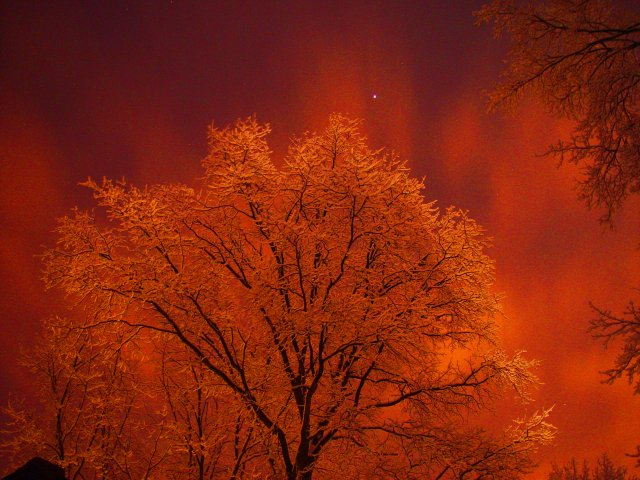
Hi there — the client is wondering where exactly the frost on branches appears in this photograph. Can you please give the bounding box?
[7,115,554,479]
[477,0,640,223]
[477,0,640,463]
[0,318,163,479]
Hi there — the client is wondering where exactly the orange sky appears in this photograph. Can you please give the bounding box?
[1,1,639,477]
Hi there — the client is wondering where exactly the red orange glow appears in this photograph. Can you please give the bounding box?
[0,1,638,477]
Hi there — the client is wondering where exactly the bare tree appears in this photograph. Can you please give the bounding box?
[477,0,640,223]
[590,301,640,393]
[589,300,640,465]
[41,115,554,479]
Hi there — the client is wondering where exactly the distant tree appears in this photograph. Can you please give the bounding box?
[476,0,640,224]
[40,115,554,479]
[548,453,640,480]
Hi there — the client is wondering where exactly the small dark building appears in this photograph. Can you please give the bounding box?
[2,457,66,480]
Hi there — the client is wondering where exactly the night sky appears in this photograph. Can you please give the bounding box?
[1,1,639,477]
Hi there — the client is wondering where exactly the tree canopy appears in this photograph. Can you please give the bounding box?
[4,115,553,479]
[477,0,640,223]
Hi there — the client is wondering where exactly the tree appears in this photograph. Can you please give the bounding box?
[590,301,640,393]
[548,453,640,480]
[589,300,640,465]
[1,317,266,479]
[157,339,265,479]
[478,0,640,463]
[476,0,640,223]
[41,114,554,479]
[0,317,165,479]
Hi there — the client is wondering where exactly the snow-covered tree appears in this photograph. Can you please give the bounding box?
[157,339,264,479]
[477,0,640,223]
[1,317,164,479]
[39,115,554,479]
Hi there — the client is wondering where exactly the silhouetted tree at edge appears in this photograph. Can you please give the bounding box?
[477,0,640,224]
[548,453,640,480]
[478,0,640,465]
